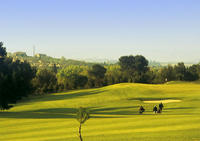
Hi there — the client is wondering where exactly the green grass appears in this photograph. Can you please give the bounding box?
[1,82,200,141]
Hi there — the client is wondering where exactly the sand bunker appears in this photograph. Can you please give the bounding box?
[143,99,182,104]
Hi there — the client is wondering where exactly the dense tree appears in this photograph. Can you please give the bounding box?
[104,65,123,85]
[52,64,58,74]
[174,62,186,80]
[62,74,88,89]
[0,42,7,63]
[0,42,35,109]
[57,65,89,90]
[0,42,7,58]
[119,55,148,73]
[88,64,107,87]
[119,55,149,82]
[134,55,149,73]
[184,65,199,81]
[194,64,200,78]
[160,65,176,82]
[141,69,155,84]
[32,69,57,94]
[119,55,135,72]
[151,69,164,84]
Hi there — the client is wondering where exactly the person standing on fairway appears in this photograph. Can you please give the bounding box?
[153,105,158,113]
[139,106,145,114]
[159,102,164,111]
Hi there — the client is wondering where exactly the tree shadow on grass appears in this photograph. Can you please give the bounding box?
[1,105,195,119]
[89,106,156,116]
[0,111,119,119]
[19,89,107,105]
[0,106,145,119]
[128,97,181,101]
[165,107,194,110]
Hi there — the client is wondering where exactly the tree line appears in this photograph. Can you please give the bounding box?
[0,42,35,109]
[1,42,200,109]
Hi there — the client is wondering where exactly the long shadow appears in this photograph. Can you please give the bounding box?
[89,106,156,116]
[0,106,142,119]
[88,106,140,116]
[165,107,196,110]
[23,89,106,104]
[0,111,75,119]
[89,106,138,112]
[0,106,126,119]
[0,111,117,119]
[1,104,195,119]
[128,97,181,101]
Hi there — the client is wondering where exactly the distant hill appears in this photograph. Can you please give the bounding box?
[81,58,118,64]
[8,52,95,69]
[8,52,164,69]
[82,58,162,67]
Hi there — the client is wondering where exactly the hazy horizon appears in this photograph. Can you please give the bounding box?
[1,0,200,62]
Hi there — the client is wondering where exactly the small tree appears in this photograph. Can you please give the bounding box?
[77,107,89,141]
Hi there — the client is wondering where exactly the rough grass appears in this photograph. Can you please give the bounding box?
[1,82,200,141]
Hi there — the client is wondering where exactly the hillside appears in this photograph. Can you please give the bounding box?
[8,52,94,69]
[0,82,200,141]
[8,52,162,69]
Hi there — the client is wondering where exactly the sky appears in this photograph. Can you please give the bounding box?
[0,0,200,62]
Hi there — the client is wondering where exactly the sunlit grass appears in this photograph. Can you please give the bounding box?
[0,82,200,141]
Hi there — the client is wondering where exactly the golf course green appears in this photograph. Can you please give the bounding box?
[1,81,200,141]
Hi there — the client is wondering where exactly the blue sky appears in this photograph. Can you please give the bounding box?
[0,0,200,62]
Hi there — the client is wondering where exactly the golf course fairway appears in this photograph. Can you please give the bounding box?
[0,82,200,141]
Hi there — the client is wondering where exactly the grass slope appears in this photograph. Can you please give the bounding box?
[1,82,200,141]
